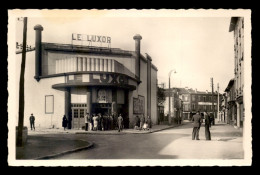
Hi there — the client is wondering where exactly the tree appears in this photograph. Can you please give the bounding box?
[157,87,166,106]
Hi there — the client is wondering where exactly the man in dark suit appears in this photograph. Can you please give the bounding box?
[191,111,202,140]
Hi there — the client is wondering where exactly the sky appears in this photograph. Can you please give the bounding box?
[15,14,235,93]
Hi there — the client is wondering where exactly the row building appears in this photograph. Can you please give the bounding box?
[224,17,245,129]
[164,87,221,122]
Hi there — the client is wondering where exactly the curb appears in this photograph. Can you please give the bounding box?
[34,141,94,160]
[75,123,185,135]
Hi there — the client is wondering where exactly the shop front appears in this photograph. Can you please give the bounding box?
[52,72,136,129]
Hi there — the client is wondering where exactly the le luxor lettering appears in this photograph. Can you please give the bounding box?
[72,33,111,43]
[90,74,127,85]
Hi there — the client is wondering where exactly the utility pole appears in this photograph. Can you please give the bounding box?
[17,17,27,147]
[211,77,215,125]
[168,69,176,125]
[168,76,171,125]
[217,83,220,122]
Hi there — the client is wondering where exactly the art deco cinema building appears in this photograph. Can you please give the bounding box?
[15,24,158,129]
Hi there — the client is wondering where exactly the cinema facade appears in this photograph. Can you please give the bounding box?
[16,25,158,129]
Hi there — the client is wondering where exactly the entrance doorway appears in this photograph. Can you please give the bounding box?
[71,103,87,129]
[92,103,111,116]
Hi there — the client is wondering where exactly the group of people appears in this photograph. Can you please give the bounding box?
[191,111,212,141]
[86,113,125,132]
[62,113,124,132]
[134,115,152,130]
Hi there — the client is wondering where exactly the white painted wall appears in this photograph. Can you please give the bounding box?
[15,51,65,129]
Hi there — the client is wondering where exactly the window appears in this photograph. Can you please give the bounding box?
[192,95,195,101]
[184,104,189,111]
[209,96,212,101]
[204,105,207,110]
[184,95,188,102]
[203,96,206,102]
[192,103,195,110]
[45,95,54,114]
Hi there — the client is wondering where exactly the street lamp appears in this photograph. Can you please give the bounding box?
[168,69,176,125]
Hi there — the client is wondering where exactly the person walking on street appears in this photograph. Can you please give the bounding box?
[29,113,35,130]
[191,111,202,140]
[204,112,211,140]
[117,114,123,132]
[62,115,68,131]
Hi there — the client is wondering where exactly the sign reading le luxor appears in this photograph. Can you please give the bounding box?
[72,33,111,43]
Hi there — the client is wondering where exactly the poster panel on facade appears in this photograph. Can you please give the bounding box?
[133,95,145,114]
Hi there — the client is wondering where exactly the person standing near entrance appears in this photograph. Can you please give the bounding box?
[117,114,123,132]
[29,113,35,130]
[147,115,152,130]
[191,111,202,140]
[204,112,211,140]
[134,115,140,130]
[93,114,98,131]
[62,115,68,131]
[84,113,90,131]
[109,114,114,130]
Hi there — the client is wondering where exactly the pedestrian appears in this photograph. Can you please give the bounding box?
[104,114,108,130]
[91,114,94,130]
[210,112,214,126]
[29,113,35,130]
[113,114,117,130]
[117,114,123,132]
[100,114,104,131]
[147,115,152,130]
[84,113,90,131]
[97,113,101,131]
[191,111,202,140]
[134,115,140,130]
[204,112,211,140]
[93,114,98,131]
[140,114,144,130]
[62,115,68,131]
[109,114,114,130]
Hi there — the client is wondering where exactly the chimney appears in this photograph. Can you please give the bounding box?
[133,34,142,79]
[195,88,197,93]
[206,90,208,94]
[34,24,44,81]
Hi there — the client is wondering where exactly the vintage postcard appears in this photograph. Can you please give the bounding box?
[8,9,252,166]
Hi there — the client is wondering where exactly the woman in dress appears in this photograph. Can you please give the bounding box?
[93,114,98,131]
[62,115,68,131]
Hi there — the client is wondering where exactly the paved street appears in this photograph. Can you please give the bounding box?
[48,122,243,159]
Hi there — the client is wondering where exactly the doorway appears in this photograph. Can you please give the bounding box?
[71,103,87,129]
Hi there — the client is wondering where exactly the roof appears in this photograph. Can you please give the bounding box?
[165,87,218,95]
[229,17,238,32]
[225,79,235,92]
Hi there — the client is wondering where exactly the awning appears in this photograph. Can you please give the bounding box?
[52,82,136,91]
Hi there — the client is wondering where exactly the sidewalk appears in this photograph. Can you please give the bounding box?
[158,122,244,159]
[27,121,188,135]
[16,135,93,160]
